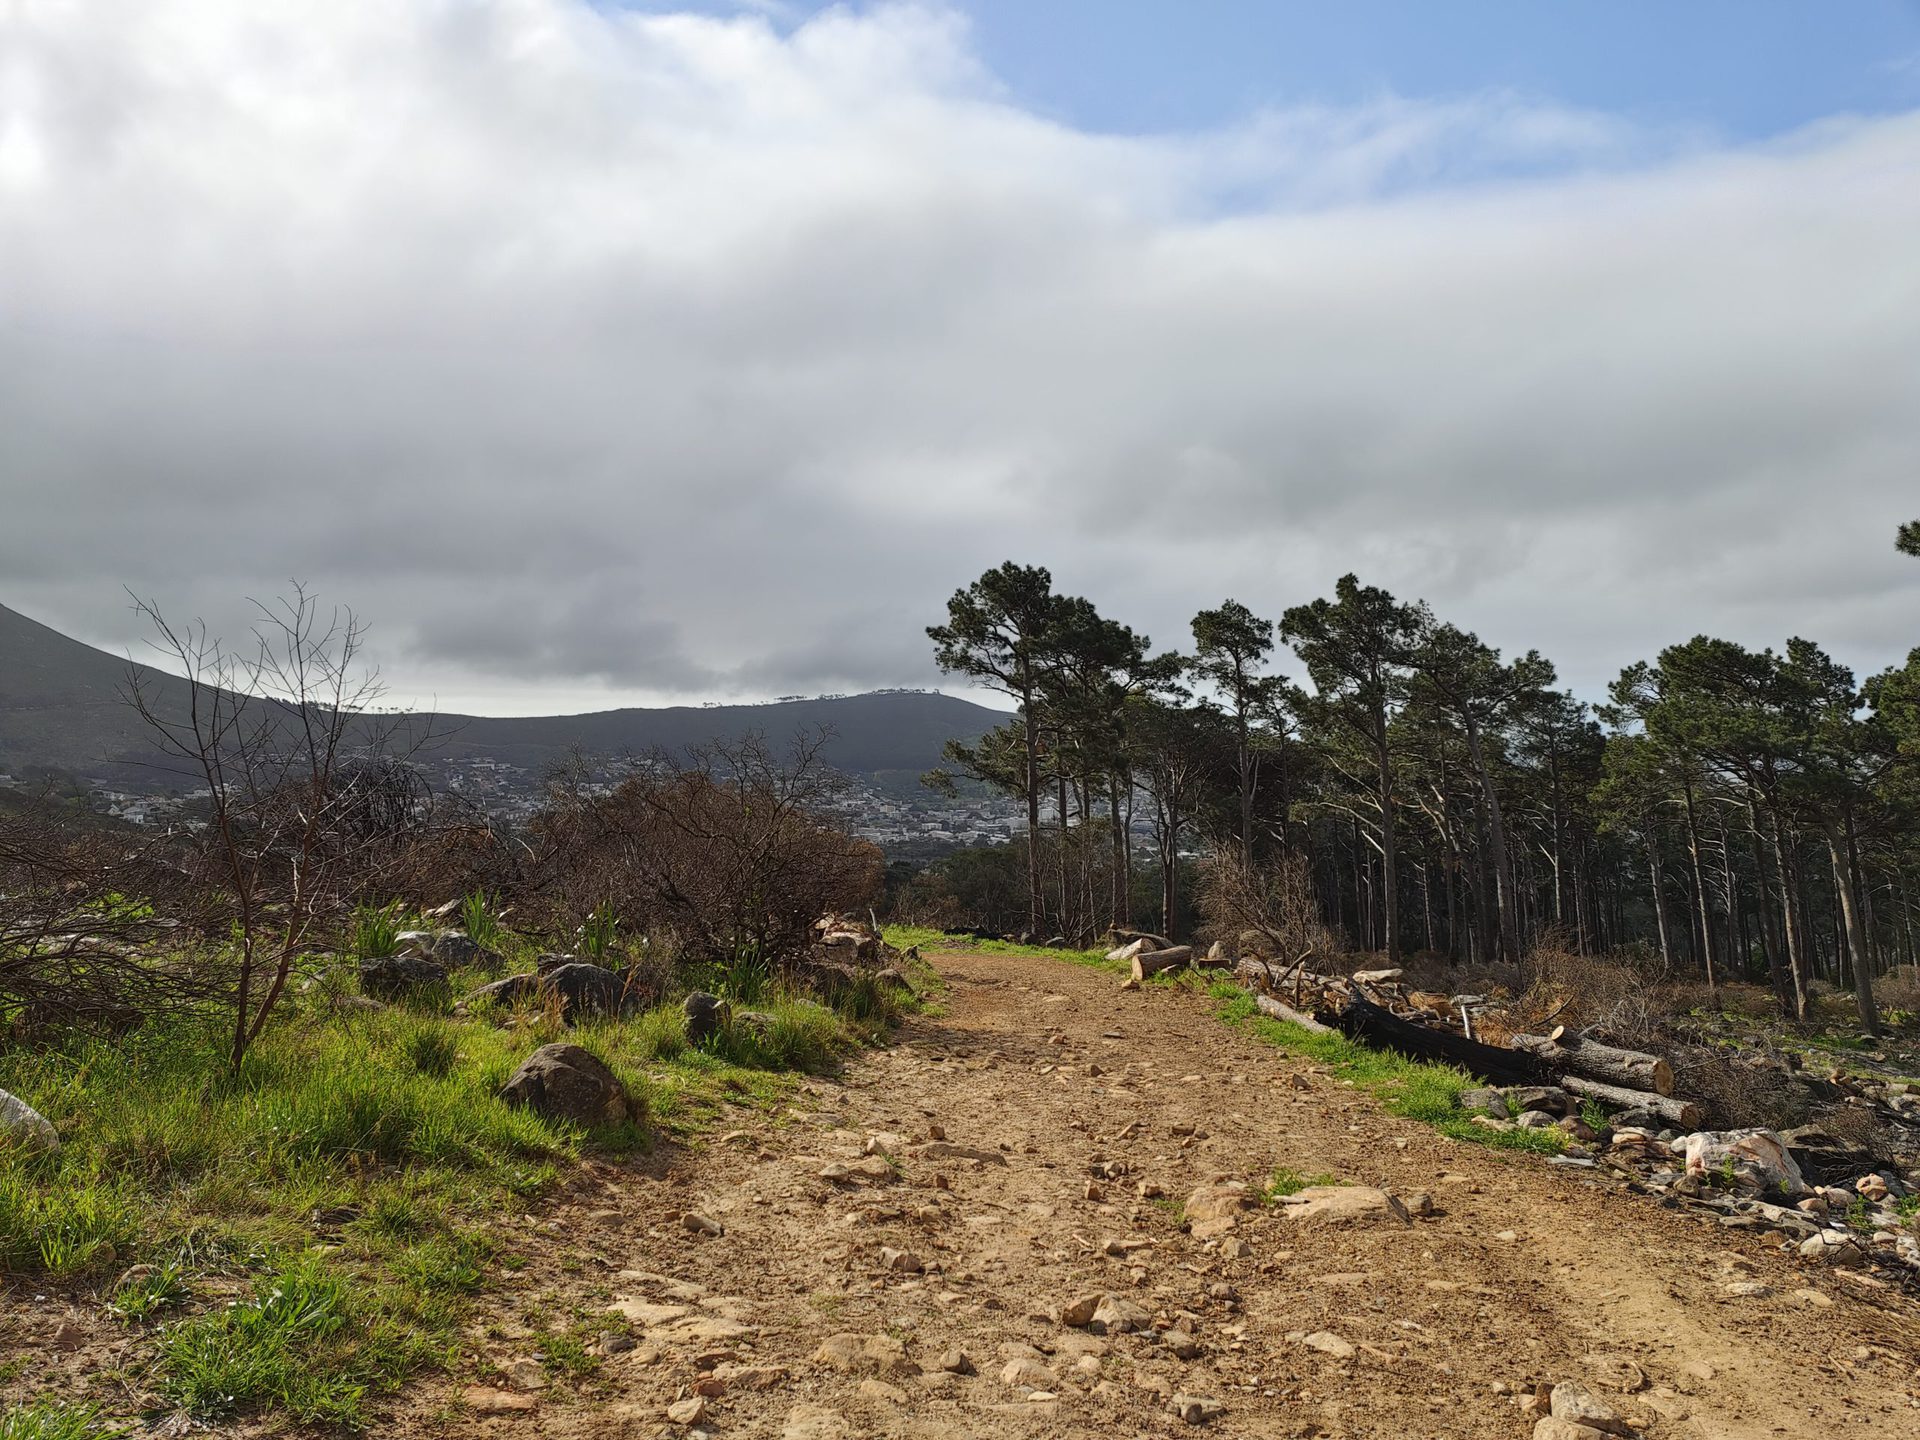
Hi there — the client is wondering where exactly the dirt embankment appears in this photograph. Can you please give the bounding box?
[409,949,1920,1439]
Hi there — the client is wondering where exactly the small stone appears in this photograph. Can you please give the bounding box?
[1549,1379,1630,1436]
[501,1358,547,1389]
[1276,1186,1410,1227]
[682,1211,724,1237]
[879,1246,923,1273]
[1533,1421,1609,1440]
[1059,1293,1103,1327]
[1000,1356,1058,1390]
[1171,1393,1226,1424]
[1090,1294,1151,1334]
[856,1378,908,1404]
[598,1331,636,1355]
[1585,1353,1646,1392]
[780,1405,852,1440]
[1161,1329,1200,1359]
[1302,1331,1355,1359]
[666,1395,708,1425]
[463,1386,536,1414]
[934,1348,975,1375]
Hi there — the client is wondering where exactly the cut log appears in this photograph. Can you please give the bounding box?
[1512,1031,1675,1097]
[1558,1075,1703,1129]
[1194,942,1233,970]
[1109,928,1172,953]
[1322,996,1548,1087]
[1131,946,1192,982]
[1253,994,1333,1034]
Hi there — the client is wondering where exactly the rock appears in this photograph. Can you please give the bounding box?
[878,1247,923,1273]
[684,990,731,1044]
[463,1386,537,1414]
[359,953,448,999]
[546,962,638,1018]
[430,931,497,968]
[1171,1394,1225,1425]
[1219,1236,1251,1259]
[1277,1186,1410,1227]
[502,1358,547,1389]
[813,1333,917,1377]
[1533,1422,1609,1440]
[598,1331,636,1355]
[1301,1331,1355,1359]
[1090,1294,1151,1334]
[0,1089,59,1152]
[1059,1294,1103,1327]
[1000,1357,1057,1390]
[1549,1379,1631,1436]
[933,1348,975,1375]
[856,1378,908,1404]
[1461,1087,1510,1119]
[666,1396,708,1425]
[1161,1329,1200,1359]
[682,1211,724,1237]
[1798,1231,1865,1267]
[1517,1109,1561,1130]
[497,1044,637,1127]
[781,1405,852,1440]
[1682,1129,1806,1196]
[1184,1179,1253,1221]
[1510,1085,1573,1116]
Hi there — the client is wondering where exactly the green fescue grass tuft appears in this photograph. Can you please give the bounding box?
[0,1401,121,1440]
[1266,1167,1341,1199]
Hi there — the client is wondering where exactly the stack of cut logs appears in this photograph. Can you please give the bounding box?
[1109,934,1697,1129]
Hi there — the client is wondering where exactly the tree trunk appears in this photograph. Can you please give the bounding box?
[1645,821,1673,969]
[1832,815,1880,1037]
[1513,1031,1675,1095]
[1681,776,1717,988]
[1376,725,1401,962]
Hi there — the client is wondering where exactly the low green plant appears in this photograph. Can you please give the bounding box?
[458,890,507,954]
[109,1258,190,1322]
[578,902,620,961]
[0,1401,121,1440]
[350,903,406,961]
[1266,1167,1340,1199]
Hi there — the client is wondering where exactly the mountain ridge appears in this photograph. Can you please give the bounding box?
[0,601,1004,790]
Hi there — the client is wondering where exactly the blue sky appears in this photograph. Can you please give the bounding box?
[641,1,1920,141]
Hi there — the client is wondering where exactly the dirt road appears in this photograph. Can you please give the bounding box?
[418,950,1920,1439]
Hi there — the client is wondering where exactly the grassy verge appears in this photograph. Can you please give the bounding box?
[883,924,1118,971]
[1,937,909,1431]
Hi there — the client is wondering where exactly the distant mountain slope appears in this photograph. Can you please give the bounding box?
[0,601,1004,788]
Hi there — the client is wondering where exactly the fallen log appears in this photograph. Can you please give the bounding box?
[1253,994,1333,1034]
[1322,995,1547,1087]
[1131,945,1192,982]
[1513,1030,1675,1097]
[1559,1075,1703,1130]
[1109,928,1172,953]
[1195,942,1234,970]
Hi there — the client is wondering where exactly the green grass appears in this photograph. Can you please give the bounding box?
[1200,979,1566,1155]
[0,1401,121,1440]
[1266,1167,1341,1199]
[0,933,901,1431]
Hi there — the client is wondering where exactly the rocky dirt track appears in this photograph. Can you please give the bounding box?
[413,950,1920,1439]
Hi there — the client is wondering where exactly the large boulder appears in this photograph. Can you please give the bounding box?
[498,1043,636,1127]
[360,953,449,999]
[463,963,636,1022]
[684,991,731,1045]
[429,931,501,969]
[0,1089,59,1152]
[1682,1128,1806,1196]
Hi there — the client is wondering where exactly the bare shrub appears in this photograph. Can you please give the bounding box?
[1196,847,1341,968]
[127,586,441,1068]
[1501,935,1679,1049]
[519,730,881,988]
[0,796,210,1036]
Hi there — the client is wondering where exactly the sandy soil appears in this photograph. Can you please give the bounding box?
[402,949,1920,1439]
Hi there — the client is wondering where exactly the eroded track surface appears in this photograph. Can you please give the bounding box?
[411,951,1920,1439]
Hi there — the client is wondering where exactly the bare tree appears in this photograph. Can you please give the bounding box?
[125,585,434,1068]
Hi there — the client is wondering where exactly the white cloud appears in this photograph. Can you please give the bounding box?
[3,0,1917,713]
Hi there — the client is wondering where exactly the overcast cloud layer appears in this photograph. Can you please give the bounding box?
[4,0,1918,714]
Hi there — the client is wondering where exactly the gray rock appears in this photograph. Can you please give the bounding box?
[463,963,636,1022]
[684,991,731,1045]
[1549,1379,1630,1436]
[498,1043,636,1127]
[359,953,449,998]
[0,1089,58,1151]
[1509,1085,1573,1116]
